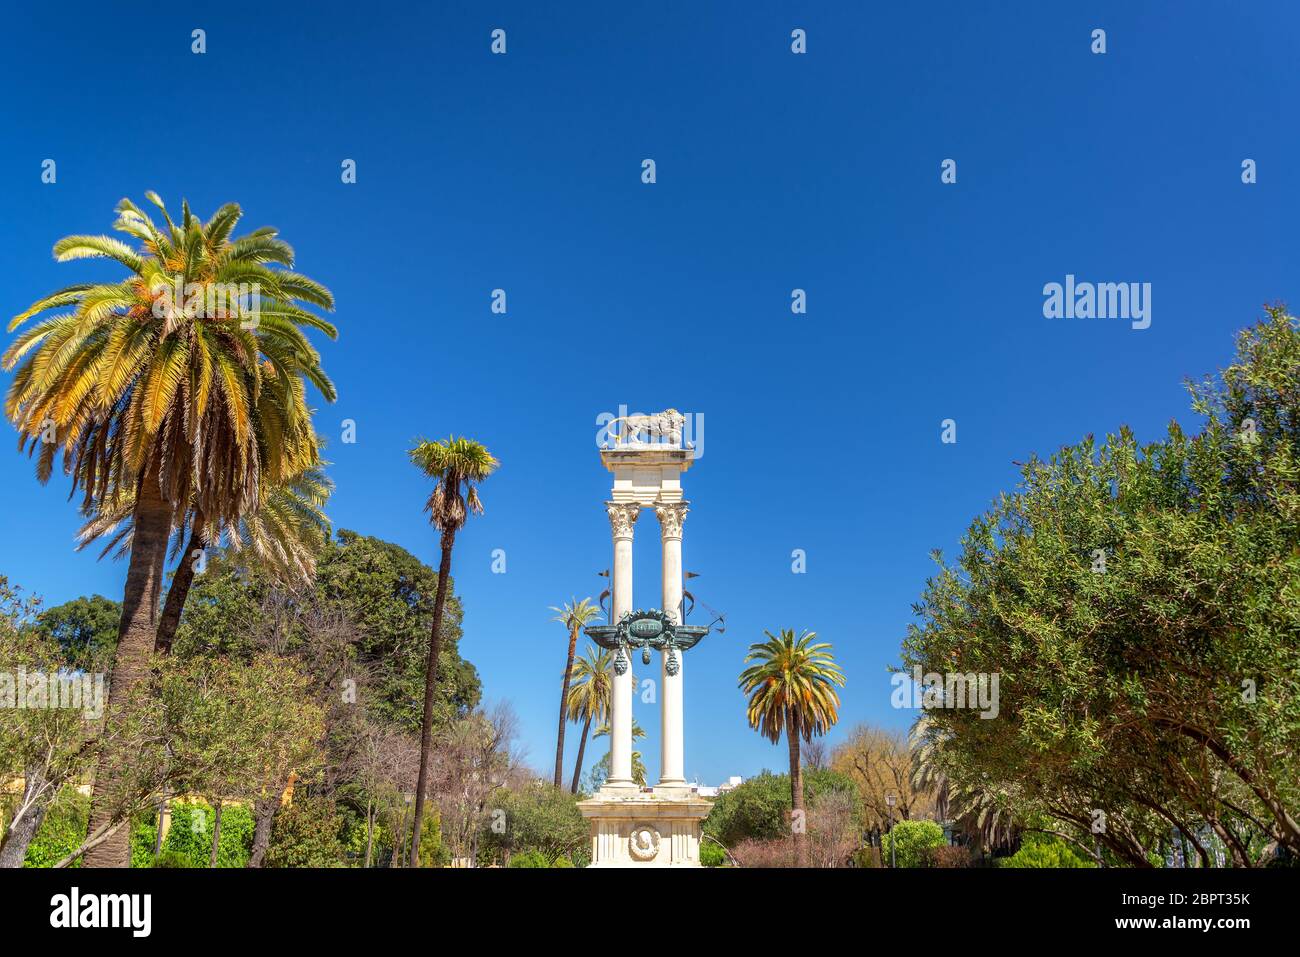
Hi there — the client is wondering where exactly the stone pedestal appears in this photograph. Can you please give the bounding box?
[578,793,712,867]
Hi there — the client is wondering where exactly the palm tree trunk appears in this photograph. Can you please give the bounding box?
[208,800,223,868]
[786,710,806,867]
[155,517,202,653]
[570,714,593,794]
[84,463,173,868]
[554,625,579,787]
[410,527,456,867]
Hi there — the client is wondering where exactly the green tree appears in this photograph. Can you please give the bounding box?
[482,782,588,866]
[703,768,858,849]
[881,819,946,868]
[4,193,336,866]
[0,581,98,868]
[550,598,600,789]
[904,308,1300,866]
[264,796,345,868]
[406,436,498,866]
[739,629,846,863]
[25,595,120,670]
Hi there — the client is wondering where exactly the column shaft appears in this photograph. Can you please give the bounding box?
[657,503,688,786]
[605,502,638,789]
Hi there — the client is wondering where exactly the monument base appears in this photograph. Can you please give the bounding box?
[578,791,712,867]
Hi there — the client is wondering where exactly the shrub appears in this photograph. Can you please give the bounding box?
[509,849,551,868]
[927,844,973,868]
[700,841,727,867]
[550,856,574,867]
[155,802,255,868]
[265,796,345,868]
[881,820,946,868]
[1000,835,1094,868]
[22,788,89,868]
[151,849,191,868]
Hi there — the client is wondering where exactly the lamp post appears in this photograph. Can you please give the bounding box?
[885,791,898,868]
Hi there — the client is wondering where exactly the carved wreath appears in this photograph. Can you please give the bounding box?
[628,824,661,862]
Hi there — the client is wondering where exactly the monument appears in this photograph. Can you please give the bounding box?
[577,409,714,866]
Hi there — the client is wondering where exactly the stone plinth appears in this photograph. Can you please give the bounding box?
[578,792,712,867]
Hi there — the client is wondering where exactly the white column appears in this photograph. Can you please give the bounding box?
[657,502,688,786]
[605,501,639,790]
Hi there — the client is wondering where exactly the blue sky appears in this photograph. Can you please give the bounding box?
[2,2,1297,784]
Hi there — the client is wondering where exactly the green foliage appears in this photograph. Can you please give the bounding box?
[176,530,481,734]
[881,819,946,868]
[151,850,190,868]
[480,783,588,866]
[24,594,120,670]
[22,788,88,868]
[703,769,859,848]
[146,802,255,868]
[508,849,551,868]
[265,796,345,868]
[1000,835,1095,869]
[700,841,727,867]
[904,309,1300,865]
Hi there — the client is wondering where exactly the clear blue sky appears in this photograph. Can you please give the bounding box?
[2,2,1297,784]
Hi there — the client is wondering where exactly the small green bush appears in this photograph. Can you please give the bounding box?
[509,849,551,868]
[700,841,726,867]
[265,796,345,868]
[151,849,191,868]
[550,856,574,867]
[881,820,946,868]
[1000,835,1094,868]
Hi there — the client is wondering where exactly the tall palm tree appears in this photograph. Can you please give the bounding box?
[739,628,845,864]
[76,463,334,652]
[407,436,498,866]
[4,193,335,866]
[565,644,612,792]
[550,597,600,788]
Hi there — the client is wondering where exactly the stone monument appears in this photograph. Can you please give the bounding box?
[577,409,713,866]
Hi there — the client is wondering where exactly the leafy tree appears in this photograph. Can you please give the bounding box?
[703,768,859,849]
[264,796,345,868]
[881,819,946,868]
[739,629,846,863]
[25,595,120,670]
[904,308,1300,866]
[0,579,102,868]
[4,193,336,866]
[550,598,600,788]
[407,436,498,865]
[481,781,588,866]
[832,723,935,830]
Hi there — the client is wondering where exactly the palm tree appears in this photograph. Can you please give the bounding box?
[593,718,648,787]
[550,597,600,788]
[76,463,333,652]
[406,436,498,866]
[739,628,845,864]
[565,645,612,792]
[4,193,335,866]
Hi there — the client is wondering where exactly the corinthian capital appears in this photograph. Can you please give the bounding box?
[655,502,689,540]
[606,501,641,539]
